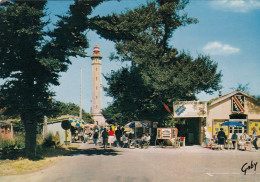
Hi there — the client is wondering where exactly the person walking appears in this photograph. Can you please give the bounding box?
[217,128,227,150]
[84,131,89,143]
[93,131,99,148]
[204,126,210,147]
[252,127,258,150]
[102,128,109,149]
[108,127,115,147]
[115,127,122,147]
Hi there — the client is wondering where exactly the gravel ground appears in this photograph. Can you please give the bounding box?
[0,143,259,182]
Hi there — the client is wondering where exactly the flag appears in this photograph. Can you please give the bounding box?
[163,103,171,113]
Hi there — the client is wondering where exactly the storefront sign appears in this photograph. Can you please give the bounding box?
[232,95,245,113]
[173,101,207,118]
[157,128,175,139]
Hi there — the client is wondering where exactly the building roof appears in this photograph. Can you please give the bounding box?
[0,118,20,125]
[47,114,71,123]
[208,90,255,107]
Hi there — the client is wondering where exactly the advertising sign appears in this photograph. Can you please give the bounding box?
[232,95,245,113]
[157,128,175,139]
[173,101,207,118]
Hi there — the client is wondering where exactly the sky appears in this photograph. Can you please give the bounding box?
[46,0,260,114]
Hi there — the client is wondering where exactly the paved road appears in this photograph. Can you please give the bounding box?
[0,144,260,182]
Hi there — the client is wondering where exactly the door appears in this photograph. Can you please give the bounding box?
[185,118,200,145]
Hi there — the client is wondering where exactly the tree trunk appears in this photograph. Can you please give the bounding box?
[24,119,37,159]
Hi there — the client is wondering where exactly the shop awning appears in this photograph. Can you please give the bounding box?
[220,121,245,127]
[69,116,85,128]
[125,121,148,128]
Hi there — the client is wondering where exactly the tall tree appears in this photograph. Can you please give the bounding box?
[92,0,222,122]
[0,0,102,159]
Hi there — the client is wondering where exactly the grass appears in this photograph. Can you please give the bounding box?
[0,144,80,176]
[0,157,59,175]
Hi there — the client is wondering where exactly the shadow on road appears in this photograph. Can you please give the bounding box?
[0,147,121,161]
[60,148,122,157]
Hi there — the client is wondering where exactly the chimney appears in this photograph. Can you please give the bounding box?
[219,91,222,97]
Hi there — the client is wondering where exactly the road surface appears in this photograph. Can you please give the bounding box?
[0,143,259,182]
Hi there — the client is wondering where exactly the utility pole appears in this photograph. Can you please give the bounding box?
[79,68,82,119]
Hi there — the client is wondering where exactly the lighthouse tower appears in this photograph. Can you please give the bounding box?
[91,46,106,126]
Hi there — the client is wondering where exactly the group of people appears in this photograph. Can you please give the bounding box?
[83,125,151,149]
[129,133,151,148]
[107,127,125,147]
[211,127,258,150]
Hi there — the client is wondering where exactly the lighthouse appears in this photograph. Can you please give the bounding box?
[91,46,106,126]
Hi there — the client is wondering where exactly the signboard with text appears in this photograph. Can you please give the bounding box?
[173,101,207,118]
[157,128,175,139]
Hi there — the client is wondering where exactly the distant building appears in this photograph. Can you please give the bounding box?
[0,119,19,139]
[46,115,85,144]
[47,115,73,144]
[207,90,260,139]
[90,46,106,126]
[173,90,260,145]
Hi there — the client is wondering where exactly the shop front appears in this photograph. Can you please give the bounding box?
[47,115,86,144]
[173,101,207,145]
[207,90,260,139]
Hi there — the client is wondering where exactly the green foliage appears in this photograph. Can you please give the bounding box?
[102,104,129,125]
[0,134,25,149]
[14,134,25,149]
[96,0,222,122]
[51,101,94,123]
[92,0,198,50]
[0,138,15,149]
[0,0,103,158]
[231,83,250,93]
[41,133,60,148]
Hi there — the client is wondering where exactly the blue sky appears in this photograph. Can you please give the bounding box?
[47,0,260,113]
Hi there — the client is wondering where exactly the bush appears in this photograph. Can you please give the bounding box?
[42,133,60,148]
[14,134,25,149]
[0,137,15,149]
[0,134,25,149]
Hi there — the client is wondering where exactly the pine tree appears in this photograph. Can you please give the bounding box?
[92,0,222,122]
[0,0,102,159]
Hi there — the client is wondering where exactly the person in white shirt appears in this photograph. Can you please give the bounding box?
[145,133,151,142]
[204,127,210,147]
[243,132,250,141]
[141,133,150,148]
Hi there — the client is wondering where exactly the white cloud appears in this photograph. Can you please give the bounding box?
[211,0,260,13]
[202,41,240,55]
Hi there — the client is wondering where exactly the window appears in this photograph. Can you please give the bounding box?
[229,120,247,134]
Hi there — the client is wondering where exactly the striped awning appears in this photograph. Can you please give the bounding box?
[69,116,85,128]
